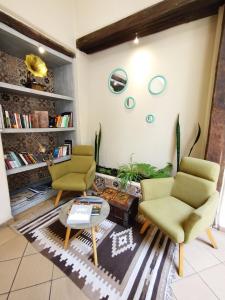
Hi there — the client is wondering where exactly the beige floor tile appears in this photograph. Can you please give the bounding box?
[12,253,53,291]
[184,241,220,272]
[23,243,38,256]
[199,263,225,299]
[0,227,18,246]
[194,229,225,262]
[50,277,88,300]
[8,281,51,300]
[172,274,217,300]
[52,265,65,280]
[0,259,20,294]
[0,235,27,261]
[0,294,8,300]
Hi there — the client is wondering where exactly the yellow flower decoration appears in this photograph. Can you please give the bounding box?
[25,54,48,77]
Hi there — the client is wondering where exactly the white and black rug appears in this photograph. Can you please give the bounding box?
[15,204,175,300]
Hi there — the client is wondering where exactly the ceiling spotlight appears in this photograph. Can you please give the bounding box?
[134,34,139,45]
[38,46,45,54]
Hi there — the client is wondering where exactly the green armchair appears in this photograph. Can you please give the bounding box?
[48,145,96,207]
[139,157,220,277]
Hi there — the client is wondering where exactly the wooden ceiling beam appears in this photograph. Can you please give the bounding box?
[0,10,75,58]
[76,0,225,54]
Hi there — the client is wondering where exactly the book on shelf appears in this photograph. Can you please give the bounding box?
[53,145,71,158]
[0,108,73,129]
[1,110,33,129]
[4,151,41,170]
[50,112,73,128]
[64,139,72,155]
[67,204,92,225]
[33,111,49,128]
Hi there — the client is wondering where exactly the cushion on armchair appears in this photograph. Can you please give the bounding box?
[171,172,216,208]
[139,196,194,243]
[52,173,86,191]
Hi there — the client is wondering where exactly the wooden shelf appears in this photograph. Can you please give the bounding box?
[76,0,224,54]
[0,82,74,101]
[0,17,75,61]
[2,127,75,133]
[6,155,71,175]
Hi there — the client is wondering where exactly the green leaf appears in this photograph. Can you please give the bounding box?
[176,114,181,172]
[188,123,201,156]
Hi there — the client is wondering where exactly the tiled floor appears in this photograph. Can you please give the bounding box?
[172,229,225,300]
[0,200,225,300]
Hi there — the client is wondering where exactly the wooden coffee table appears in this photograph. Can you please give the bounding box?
[59,197,110,266]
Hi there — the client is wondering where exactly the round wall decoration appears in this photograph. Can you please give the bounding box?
[108,68,128,94]
[146,114,155,123]
[148,75,167,95]
[124,96,135,109]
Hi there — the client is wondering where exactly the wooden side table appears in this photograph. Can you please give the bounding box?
[59,198,110,266]
[99,188,139,227]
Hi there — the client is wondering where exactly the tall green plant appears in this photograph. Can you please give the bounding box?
[188,123,201,156]
[94,123,101,166]
[176,114,181,172]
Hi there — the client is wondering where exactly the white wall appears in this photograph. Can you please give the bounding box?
[0,0,76,49]
[74,0,217,169]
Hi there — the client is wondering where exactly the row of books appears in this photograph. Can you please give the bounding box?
[53,145,71,158]
[52,112,73,128]
[0,105,73,129]
[67,197,103,225]
[4,151,42,170]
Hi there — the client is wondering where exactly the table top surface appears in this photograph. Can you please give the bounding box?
[59,197,110,229]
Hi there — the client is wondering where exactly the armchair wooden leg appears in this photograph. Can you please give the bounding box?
[83,191,87,197]
[206,228,218,249]
[179,243,184,277]
[140,220,150,234]
[54,190,63,207]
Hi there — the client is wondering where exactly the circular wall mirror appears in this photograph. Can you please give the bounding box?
[108,68,128,94]
[148,75,167,95]
[146,114,155,123]
[124,96,135,109]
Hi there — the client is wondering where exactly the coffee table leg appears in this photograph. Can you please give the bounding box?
[64,227,71,249]
[91,226,98,266]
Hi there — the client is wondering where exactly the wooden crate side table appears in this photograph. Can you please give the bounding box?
[99,188,139,227]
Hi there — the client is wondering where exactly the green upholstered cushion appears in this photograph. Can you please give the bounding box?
[139,196,194,243]
[72,145,94,156]
[141,178,174,201]
[180,157,220,182]
[52,173,86,191]
[70,156,94,173]
[171,172,216,208]
[48,160,73,182]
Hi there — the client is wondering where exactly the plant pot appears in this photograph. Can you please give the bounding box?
[94,172,141,198]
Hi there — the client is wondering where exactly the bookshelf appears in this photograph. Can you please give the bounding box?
[3,128,75,133]
[0,21,76,216]
[0,82,74,101]
[6,155,71,175]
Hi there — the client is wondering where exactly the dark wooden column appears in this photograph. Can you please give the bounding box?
[205,14,225,190]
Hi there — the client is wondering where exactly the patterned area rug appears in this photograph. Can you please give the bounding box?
[15,204,175,300]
